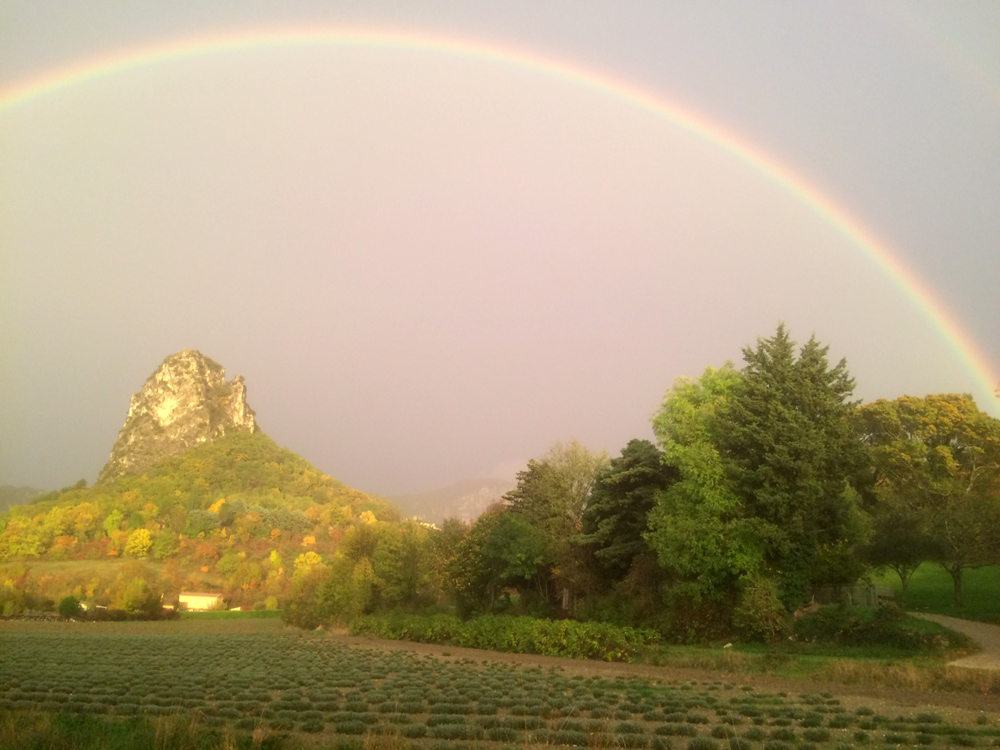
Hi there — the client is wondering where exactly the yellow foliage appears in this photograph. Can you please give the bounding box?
[293,551,324,576]
[124,528,153,558]
[208,498,227,515]
[301,535,316,547]
[359,510,378,525]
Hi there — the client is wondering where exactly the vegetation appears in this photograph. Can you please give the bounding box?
[3,324,999,651]
[1,624,996,749]
[351,613,659,661]
[859,394,1000,606]
[873,563,1000,623]
[0,431,395,612]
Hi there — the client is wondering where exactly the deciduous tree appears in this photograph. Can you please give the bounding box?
[859,394,1000,606]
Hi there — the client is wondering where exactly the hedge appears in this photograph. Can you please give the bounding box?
[350,613,658,662]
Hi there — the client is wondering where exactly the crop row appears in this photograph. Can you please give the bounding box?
[1,631,996,747]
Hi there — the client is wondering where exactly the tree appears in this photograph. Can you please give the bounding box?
[503,441,608,608]
[648,364,768,601]
[58,595,82,619]
[579,439,677,586]
[859,394,1000,606]
[102,509,124,539]
[124,528,153,558]
[862,499,940,606]
[713,325,867,608]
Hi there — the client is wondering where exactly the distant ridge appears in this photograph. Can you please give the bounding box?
[391,476,515,525]
[0,486,44,514]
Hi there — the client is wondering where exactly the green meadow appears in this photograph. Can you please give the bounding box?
[872,564,1000,623]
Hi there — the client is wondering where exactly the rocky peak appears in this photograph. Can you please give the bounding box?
[98,349,258,482]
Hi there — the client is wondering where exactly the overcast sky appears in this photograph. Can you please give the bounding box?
[2,2,998,496]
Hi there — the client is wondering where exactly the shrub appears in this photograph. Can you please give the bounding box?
[803,729,830,742]
[58,596,82,619]
[349,613,659,662]
[792,604,947,651]
[732,578,789,643]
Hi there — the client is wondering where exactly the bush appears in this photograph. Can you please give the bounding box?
[58,596,82,619]
[349,613,659,662]
[732,578,789,643]
[792,604,945,651]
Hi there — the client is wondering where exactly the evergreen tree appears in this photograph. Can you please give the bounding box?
[715,324,866,608]
[579,439,676,586]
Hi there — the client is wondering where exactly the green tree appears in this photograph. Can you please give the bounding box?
[579,439,677,586]
[648,364,768,601]
[58,595,82,619]
[859,394,1000,606]
[861,500,939,606]
[102,509,124,539]
[371,521,435,609]
[714,325,867,608]
[446,505,509,615]
[116,578,161,617]
[504,441,609,608]
[151,529,177,560]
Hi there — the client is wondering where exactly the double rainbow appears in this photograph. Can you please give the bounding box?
[3,26,996,409]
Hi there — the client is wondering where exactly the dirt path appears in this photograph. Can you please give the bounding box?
[917,613,1000,670]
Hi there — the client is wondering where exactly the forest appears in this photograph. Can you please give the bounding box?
[1,324,998,644]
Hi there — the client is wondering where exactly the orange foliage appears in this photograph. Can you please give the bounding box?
[195,541,219,562]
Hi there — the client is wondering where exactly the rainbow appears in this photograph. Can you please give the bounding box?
[2,26,996,410]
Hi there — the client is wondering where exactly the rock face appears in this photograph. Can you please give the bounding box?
[99,350,258,482]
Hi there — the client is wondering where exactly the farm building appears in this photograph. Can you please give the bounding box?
[178,592,224,611]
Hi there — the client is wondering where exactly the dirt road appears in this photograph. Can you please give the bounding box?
[917,613,1000,670]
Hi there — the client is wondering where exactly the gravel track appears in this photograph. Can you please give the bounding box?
[916,613,1000,670]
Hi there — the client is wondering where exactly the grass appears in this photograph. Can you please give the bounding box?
[640,613,968,677]
[872,563,1000,623]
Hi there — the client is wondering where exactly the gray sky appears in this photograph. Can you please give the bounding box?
[2,2,998,495]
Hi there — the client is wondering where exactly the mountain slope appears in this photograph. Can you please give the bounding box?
[392,477,515,525]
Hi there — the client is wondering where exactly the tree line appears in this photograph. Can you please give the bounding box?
[285,324,1000,640]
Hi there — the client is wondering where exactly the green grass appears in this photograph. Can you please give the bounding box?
[872,563,1000,623]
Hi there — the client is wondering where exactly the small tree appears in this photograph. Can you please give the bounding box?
[124,528,153,558]
[58,595,82,620]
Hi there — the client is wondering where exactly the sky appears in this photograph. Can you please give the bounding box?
[1,1,998,496]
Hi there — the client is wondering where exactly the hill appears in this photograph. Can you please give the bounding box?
[0,486,45,515]
[392,477,515,525]
[0,431,396,608]
[0,349,398,611]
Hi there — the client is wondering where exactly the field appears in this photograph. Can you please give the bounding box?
[873,564,1000,623]
[1,620,999,750]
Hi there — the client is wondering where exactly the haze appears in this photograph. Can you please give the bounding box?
[1,2,998,496]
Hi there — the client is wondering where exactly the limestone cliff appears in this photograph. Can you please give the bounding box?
[98,350,258,482]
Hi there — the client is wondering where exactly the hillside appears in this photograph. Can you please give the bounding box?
[392,477,515,525]
[0,349,399,610]
[0,486,45,515]
[0,431,397,608]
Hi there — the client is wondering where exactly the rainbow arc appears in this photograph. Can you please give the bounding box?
[2,26,995,409]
